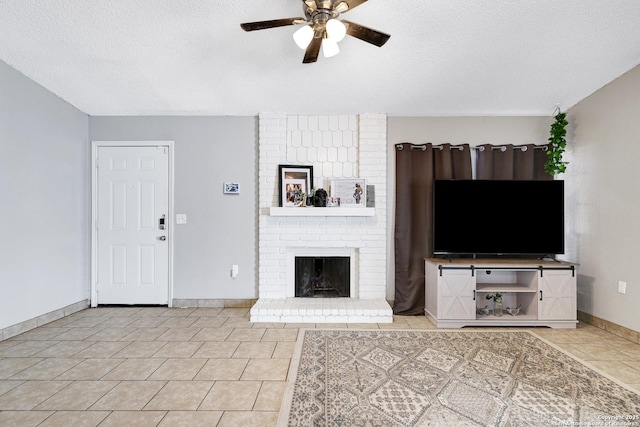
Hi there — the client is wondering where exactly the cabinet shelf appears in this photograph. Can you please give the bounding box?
[476,284,538,293]
[476,269,538,292]
[476,312,537,321]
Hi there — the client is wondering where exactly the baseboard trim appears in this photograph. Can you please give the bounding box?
[578,310,639,344]
[0,300,89,341]
[172,299,257,308]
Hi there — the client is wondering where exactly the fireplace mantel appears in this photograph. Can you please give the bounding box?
[269,207,375,217]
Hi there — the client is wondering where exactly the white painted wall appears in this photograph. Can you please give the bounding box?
[89,116,257,299]
[386,117,553,300]
[0,60,90,330]
[565,64,640,332]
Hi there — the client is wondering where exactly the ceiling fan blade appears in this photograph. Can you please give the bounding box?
[334,0,368,12]
[240,18,306,32]
[342,20,390,47]
[303,30,323,63]
[302,0,317,11]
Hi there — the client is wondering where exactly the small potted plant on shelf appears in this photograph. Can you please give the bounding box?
[293,188,315,207]
[486,293,503,317]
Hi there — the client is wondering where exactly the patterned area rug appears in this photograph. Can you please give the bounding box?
[279,330,640,426]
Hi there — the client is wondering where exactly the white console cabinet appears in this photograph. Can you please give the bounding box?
[425,258,577,328]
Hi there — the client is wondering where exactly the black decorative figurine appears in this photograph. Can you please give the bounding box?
[313,188,328,207]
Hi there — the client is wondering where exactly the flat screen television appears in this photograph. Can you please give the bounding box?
[433,180,564,256]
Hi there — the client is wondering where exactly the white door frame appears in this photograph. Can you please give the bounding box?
[91,140,175,307]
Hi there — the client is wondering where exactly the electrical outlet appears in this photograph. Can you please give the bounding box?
[618,281,627,294]
[231,264,239,278]
[176,214,187,224]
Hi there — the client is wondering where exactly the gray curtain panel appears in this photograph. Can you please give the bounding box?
[393,143,472,316]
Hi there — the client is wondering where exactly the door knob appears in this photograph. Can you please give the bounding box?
[158,236,166,241]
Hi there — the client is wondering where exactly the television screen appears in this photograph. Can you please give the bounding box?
[433,180,564,256]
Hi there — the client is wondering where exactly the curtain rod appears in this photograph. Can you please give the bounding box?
[396,144,464,151]
[396,144,548,152]
[473,145,548,152]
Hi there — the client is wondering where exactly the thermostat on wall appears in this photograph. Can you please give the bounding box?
[224,182,240,194]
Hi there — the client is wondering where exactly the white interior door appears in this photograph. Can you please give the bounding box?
[95,146,169,305]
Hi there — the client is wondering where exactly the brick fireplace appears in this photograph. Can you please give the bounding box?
[250,113,392,323]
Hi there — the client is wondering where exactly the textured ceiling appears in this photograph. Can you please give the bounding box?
[1,0,639,116]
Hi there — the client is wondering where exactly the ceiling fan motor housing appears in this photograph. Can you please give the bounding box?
[306,8,338,26]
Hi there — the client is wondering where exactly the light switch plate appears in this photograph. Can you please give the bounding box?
[176,214,187,224]
[618,280,627,294]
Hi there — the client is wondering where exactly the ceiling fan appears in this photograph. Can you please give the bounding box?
[240,0,390,64]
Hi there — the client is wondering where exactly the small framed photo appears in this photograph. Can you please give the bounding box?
[331,178,366,207]
[223,182,240,194]
[279,165,313,207]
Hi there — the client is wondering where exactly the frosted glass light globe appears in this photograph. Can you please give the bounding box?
[322,39,340,58]
[293,25,314,49]
[326,19,346,42]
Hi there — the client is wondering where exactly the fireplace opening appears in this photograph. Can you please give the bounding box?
[295,256,350,298]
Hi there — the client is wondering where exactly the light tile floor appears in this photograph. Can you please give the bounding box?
[0,307,639,426]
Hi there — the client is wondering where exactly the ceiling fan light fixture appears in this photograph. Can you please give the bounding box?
[322,38,340,58]
[326,19,346,42]
[241,0,390,64]
[293,25,314,49]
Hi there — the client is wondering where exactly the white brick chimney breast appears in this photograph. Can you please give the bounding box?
[252,113,392,323]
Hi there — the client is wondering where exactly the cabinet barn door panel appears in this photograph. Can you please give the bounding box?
[438,270,476,320]
[538,270,576,320]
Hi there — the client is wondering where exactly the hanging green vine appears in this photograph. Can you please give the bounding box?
[544,112,569,176]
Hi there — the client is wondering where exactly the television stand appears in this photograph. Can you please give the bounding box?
[424,258,577,329]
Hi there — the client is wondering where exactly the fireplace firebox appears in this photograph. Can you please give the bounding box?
[295,256,350,298]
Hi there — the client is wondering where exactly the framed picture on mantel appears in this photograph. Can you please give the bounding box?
[331,178,366,207]
[278,165,313,207]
